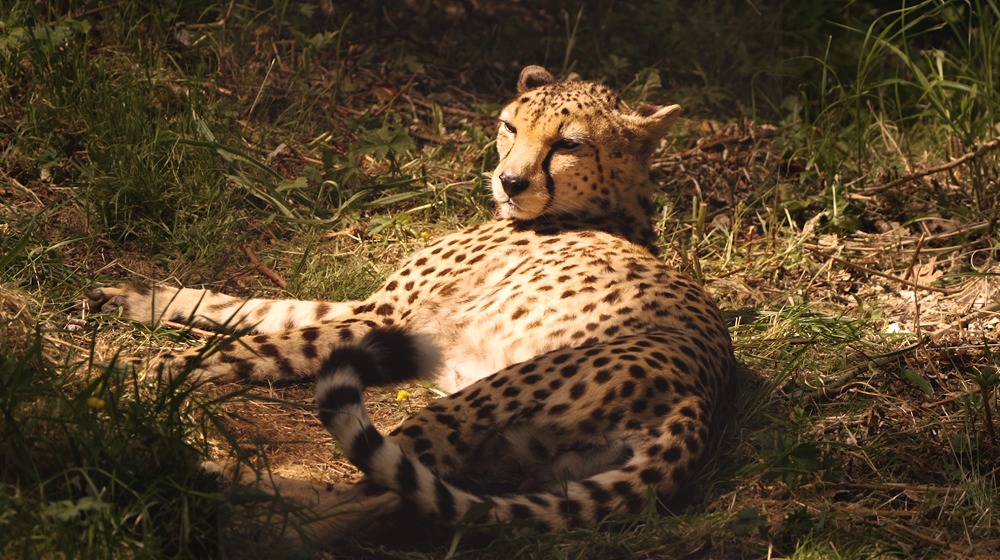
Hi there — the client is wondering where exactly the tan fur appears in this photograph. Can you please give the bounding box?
[86,66,733,543]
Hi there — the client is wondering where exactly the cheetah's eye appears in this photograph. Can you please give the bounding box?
[553,138,582,151]
[501,121,516,134]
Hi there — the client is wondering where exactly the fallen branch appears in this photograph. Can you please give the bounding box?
[802,480,956,493]
[806,337,929,404]
[806,247,956,294]
[241,244,287,289]
[861,136,1000,195]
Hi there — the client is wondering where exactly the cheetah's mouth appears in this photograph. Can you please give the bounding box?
[495,195,517,210]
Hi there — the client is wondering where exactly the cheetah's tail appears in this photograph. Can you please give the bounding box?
[315,328,702,532]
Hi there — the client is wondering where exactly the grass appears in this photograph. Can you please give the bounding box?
[2,0,999,558]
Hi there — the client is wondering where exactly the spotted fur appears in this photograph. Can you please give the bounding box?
[85,66,734,540]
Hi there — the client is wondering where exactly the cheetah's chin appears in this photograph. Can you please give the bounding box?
[495,198,519,219]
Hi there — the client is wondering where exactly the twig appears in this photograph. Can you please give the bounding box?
[802,480,954,493]
[903,234,926,338]
[885,522,950,549]
[409,93,483,119]
[75,1,124,18]
[806,337,929,404]
[861,136,1000,195]
[929,300,1000,342]
[184,0,237,29]
[923,388,979,408]
[980,377,998,445]
[241,244,287,289]
[830,502,918,519]
[806,247,956,294]
[161,320,217,339]
[677,127,782,158]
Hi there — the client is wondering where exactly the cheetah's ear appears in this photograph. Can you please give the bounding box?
[628,103,682,139]
[517,66,556,93]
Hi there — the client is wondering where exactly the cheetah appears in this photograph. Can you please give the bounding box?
[85,66,735,542]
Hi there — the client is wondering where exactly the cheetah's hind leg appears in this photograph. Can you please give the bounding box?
[205,461,402,546]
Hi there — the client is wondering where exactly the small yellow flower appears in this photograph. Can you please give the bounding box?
[420,231,430,240]
[396,389,411,402]
[86,396,106,410]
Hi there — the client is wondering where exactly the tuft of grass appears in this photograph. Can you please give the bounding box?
[0,339,223,557]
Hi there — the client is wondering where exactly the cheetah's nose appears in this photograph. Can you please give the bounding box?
[499,172,529,197]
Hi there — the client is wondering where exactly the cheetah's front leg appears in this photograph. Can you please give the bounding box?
[85,284,360,334]
[150,320,441,385]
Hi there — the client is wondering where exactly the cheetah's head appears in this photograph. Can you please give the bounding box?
[491,66,681,223]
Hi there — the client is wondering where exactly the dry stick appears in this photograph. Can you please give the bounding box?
[923,387,979,408]
[241,244,288,289]
[804,481,954,493]
[807,247,957,294]
[806,337,929,404]
[885,522,950,549]
[861,136,1000,195]
[902,234,927,339]
[929,300,1000,343]
[185,0,237,29]
[161,320,217,340]
[982,378,999,445]
[677,127,783,158]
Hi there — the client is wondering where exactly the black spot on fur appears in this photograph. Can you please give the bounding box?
[350,425,384,473]
[528,494,550,507]
[532,389,551,400]
[234,360,255,380]
[413,438,432,453]
[397,456,418,494]
[318,386,362,412]
[435,413,460,430]
[653,376,670,392]
[559,499,581,516]
[640,468,663,484]
[509,503,533,519]
[553,353,572,364]
[321,327,423,386]
[435,478,457,522]
[662,446,682,463]
[401,425,423,438]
